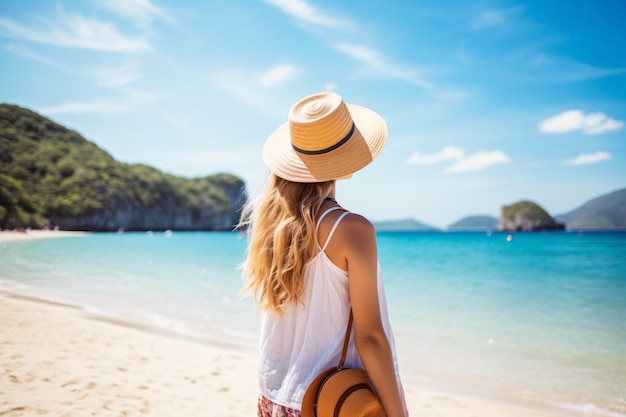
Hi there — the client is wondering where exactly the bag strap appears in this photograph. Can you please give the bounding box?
[337,310,353,370]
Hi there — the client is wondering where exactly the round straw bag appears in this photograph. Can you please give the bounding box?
[301,312,386,417]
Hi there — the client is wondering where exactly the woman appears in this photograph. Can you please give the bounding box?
[240,92,407,417]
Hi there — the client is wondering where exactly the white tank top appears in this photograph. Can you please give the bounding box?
[257,207,402,410]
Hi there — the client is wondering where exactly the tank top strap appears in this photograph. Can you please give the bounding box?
[316,206,342,231]
[320,211,350,252]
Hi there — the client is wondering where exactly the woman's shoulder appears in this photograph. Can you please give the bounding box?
[319,209,377,269]
[317,206,375,244]
[335,211,376,241]
[341,211,373,227]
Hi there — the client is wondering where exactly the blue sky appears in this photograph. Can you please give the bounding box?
[1,0,624,228]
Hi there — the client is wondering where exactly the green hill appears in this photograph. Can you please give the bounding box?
[447,215,498,231]
[555,188,626,230]
[372,217,440,232]
[0,103,246,231]
[498,200,564,231]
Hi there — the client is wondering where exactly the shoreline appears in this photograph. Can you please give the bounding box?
[0,230,88,242]
[1,291,580,417]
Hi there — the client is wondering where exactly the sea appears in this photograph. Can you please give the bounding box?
[1,231,625,416]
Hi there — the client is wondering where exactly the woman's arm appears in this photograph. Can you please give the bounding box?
[336,214,407,417]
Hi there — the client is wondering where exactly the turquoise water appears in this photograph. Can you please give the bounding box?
[1,231,625,415]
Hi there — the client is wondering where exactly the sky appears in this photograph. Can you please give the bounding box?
[0,0,624,229]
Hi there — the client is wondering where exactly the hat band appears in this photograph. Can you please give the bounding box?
[292,123,355,156]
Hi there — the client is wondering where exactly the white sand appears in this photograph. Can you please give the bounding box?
[0,294,573,417]
[0,230,87,242]
[0,295,259,416]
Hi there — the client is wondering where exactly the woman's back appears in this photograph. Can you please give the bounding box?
[258,205,401,410]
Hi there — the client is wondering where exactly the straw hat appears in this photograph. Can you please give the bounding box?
[301,367,385,417]
[263,92,387,183]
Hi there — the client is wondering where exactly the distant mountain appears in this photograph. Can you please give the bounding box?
[448,215,498,231]
[498,200,565,232]
[372,217,440,232]
[555,188,626,230]
[0,103,246,231]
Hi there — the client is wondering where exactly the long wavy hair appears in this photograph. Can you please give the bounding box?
[239,174,335,315]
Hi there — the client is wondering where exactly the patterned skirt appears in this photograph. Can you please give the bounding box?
[257,395,301,417]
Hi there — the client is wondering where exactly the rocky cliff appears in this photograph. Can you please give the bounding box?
[48,174,246,231]
[498,201,565,232]
[0,103,246,231]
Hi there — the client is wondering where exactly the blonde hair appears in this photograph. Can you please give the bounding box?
[239,174,335,314]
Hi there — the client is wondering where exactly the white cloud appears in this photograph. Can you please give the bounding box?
[94,0,169,27]
[471,6,525,31]
[445,151,510,174]
[259,64,298,87]
[584,117,624,135]
[407,146,509,174]
[41,90,158,115]
[334,42,432,89]
[262,0,347,28]
[335,42,380,63]
[538,110,624,135]
[41,100,132,115]
[538,110,584,133]
[526,54,626,82]
[407,146,464,165]
[0,12,149,52]
[564,151,612,166]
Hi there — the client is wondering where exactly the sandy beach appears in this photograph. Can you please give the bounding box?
[0,294,574,417]
[0,230,88,242]
[0,231,575,417]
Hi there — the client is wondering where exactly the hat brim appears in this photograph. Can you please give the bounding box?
[263,104,387,183]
